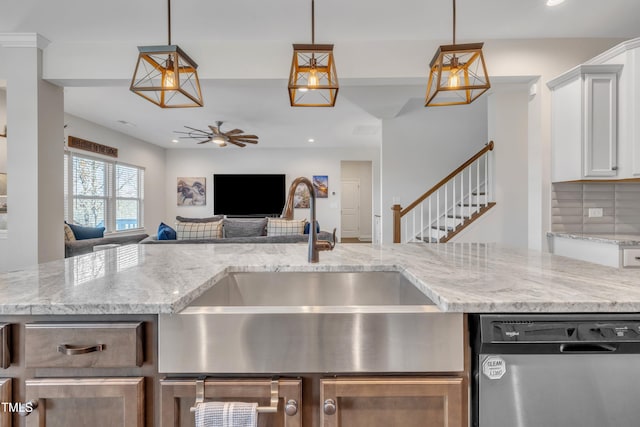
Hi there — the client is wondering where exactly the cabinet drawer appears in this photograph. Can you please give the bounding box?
[0,323,9,369]
[623,249,640,267]
[25,322,143,368]
[0,378,10,427]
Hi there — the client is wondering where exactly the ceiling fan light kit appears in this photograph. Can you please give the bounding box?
[130,0,203,108]
[288,0,339,107]
[425,0,490,107]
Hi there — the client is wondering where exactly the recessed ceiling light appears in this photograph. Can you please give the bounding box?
[308,138,315,143]
[171,139,179,144]
[546,0,565,6]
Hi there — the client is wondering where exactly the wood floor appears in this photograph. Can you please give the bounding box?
[340,237,371,244]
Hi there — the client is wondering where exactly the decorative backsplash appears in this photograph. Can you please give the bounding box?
[551,182,640,234]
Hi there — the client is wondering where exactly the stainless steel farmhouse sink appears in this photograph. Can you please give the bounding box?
[158,271,463,374]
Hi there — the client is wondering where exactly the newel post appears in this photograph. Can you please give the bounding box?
[392,204,402,243]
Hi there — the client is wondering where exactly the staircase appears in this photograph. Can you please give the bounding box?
[392,141,496,243]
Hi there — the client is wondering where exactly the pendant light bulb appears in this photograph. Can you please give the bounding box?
[308,67,319,88]
[448,57,461,88]
[162,57,176,89]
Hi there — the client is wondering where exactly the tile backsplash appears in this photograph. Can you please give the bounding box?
[552,182,640,234]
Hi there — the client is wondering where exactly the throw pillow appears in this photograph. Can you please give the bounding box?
[63,223,76,242]
[304,220,320,234]
[267,218,305,236]
[176,215,224,223]
[176,221,223,240]
[66,223,105,240]
[157,222,177,240]
[224,218,267,238]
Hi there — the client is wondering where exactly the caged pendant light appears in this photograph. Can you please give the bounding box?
[288,0,339,107]
[130,0,203,108]
[425,0,490,107]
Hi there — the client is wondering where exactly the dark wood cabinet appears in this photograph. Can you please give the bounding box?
[25,377,144,427]
[320,377,467,427]
[160,378,302,427]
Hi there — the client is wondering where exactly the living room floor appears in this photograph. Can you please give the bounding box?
[340,238,370,244]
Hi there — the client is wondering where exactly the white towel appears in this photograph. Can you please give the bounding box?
[195,401,258,427]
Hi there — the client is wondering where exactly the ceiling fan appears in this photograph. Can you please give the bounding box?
[175,121,259,148]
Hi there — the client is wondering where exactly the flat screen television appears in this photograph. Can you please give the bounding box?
[213,174,286,217]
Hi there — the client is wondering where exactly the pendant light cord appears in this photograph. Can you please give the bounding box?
[452,0,456,45]
[311,0,315,44]
[167,0,172,45]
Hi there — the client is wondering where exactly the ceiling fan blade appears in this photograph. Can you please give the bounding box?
[230,138,259,144]
[228,140,247,148]
[225,129,244,135]
[209,125,222,135]
[184,125,208,133]
[197,139,212,144]
[235,134,258,139]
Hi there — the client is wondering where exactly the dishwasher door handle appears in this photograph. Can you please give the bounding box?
[560,343,617,353]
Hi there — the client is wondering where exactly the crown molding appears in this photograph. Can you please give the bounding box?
[0,33,50,50]
[585,37,640,65]
[546,64,624,90]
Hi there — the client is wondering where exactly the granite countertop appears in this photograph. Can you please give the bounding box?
[1,242,640,315]
[547,231,640,246]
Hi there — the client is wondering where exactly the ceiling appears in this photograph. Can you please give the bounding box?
[2,0,640,149]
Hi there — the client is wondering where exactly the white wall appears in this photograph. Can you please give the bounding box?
[63,113,166,237]
[0,43,64,271]
[164,147,380,239]
[341,161,373,240]
[453,85,530,247]
[381,99,489,243]
[0,88,6,173]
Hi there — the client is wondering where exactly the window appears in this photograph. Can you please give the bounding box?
[64,152,144,233]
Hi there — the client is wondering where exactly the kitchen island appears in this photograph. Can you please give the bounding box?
[1,242,640,315]
[1,242,639,427]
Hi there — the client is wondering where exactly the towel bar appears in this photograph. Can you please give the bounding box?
[189,378,283,414]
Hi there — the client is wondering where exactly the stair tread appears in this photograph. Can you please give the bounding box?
[430,225,454,231]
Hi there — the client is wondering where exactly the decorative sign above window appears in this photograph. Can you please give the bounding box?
[68,136,118,158]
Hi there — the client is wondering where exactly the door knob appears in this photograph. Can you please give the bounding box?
[323,398,336,415]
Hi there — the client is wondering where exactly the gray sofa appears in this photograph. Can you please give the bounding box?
[141,216,334,246]
[65,233,149,258]
[139,231,334,245]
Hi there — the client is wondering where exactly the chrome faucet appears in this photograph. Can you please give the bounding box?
[282,177,336,263]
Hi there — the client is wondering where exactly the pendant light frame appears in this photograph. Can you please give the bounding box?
[288,0,339,107]
[425,0,490,107]
[130,0,203,108]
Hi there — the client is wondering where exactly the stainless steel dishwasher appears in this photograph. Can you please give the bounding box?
[472,314,640,427]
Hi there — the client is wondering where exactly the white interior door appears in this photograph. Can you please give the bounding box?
[341,179,360,238]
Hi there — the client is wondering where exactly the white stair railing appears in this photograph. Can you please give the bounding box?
[392,141,494,244]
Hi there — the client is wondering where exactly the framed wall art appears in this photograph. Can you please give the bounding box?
[313,175,328,198]
[177,177,206,206]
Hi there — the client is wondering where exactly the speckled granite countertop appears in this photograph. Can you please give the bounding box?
[1,242,640,315]
[547,232,640,246]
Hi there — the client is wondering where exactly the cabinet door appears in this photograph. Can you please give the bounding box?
[584,72,618,177]
[0,378,10,427]
[320,377,466,427]
[25,377,144,427]
[160,378,301,427]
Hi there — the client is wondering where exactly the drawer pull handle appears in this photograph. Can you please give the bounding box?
[57,344,105,355]
[635,257,640,260]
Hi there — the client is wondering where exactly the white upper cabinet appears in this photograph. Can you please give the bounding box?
[548,37,640,182]
[548,64,622,181]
